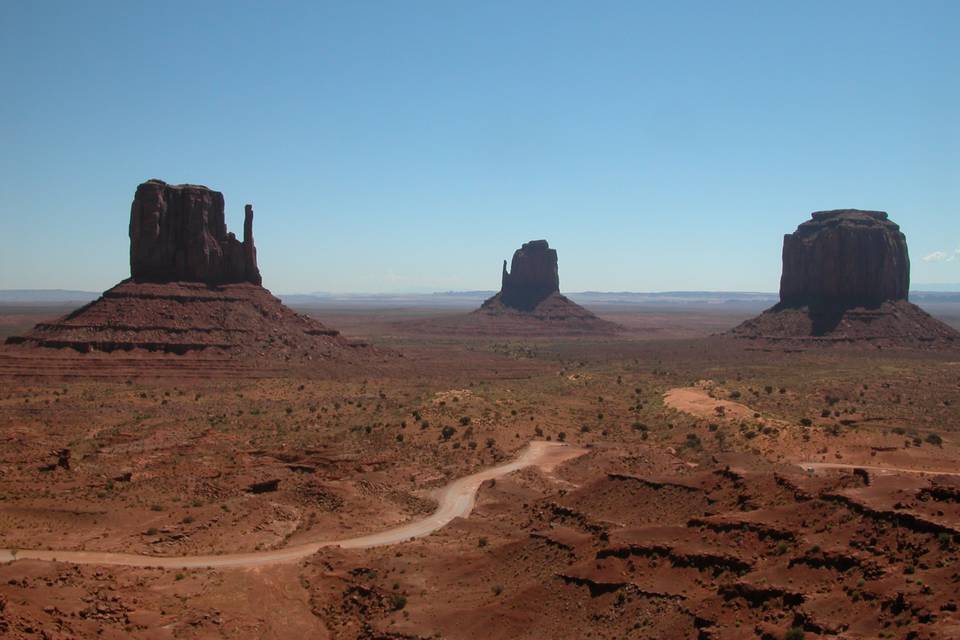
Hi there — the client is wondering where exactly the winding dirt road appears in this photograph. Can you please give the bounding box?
[798,462,960,477]
[0,441,587,569]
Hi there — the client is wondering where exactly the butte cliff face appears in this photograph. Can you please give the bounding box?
[130,179,261,285]
[730,209,957,345]
[499,239,561,311]
[779,210,909,308]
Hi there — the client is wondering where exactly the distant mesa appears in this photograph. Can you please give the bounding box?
[474,239,620,332]
[729,209,959,345]
[4,180,377,369]
[395,239,620,336]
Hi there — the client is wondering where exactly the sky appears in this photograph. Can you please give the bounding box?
[1,1,958,293]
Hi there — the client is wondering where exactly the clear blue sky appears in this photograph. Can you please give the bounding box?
[1,1,958,293]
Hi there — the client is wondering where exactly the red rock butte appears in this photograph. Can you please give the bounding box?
[130,179,262,286]
[729,209,958,345]
[473,240,620,334]
[3,180,380,374]
[779,209,909,308]
[496,239,560,311]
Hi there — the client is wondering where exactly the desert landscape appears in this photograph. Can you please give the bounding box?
[2,4,959,638]
[1,182,959,640]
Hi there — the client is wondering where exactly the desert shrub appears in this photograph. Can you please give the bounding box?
[459,416,471,426]
[685,433,702,450]
[784,628,804,640]
[441,426,455,440]
[800,418,812,426]
[492,585,503,596]
[478,537,488,547]
[391,594,407,610]
[926,433,943,447]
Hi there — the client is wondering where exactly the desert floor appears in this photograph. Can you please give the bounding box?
[1,302,959,639]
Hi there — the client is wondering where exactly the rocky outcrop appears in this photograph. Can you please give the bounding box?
[129,179,261,285]
[729,209,959,345]
[457,239,621,334]
[3,180,384,369]
[498,240,560,311]
[779,210,909,308]
[396,239,618,335]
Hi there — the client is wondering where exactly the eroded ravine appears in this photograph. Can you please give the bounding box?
[0,441,587,569]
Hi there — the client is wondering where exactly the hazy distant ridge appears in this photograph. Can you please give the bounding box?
[3,287,958,306]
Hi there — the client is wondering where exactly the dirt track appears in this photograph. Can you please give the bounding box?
[663,385,778,423]
[665,387,960,478]
[0,441,586,569]
[798,461,960,477]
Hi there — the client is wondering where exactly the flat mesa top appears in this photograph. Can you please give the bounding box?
[798,209,900,233]
[809,209,889,221]
[142,178,217,192]
[520,239,551,250]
